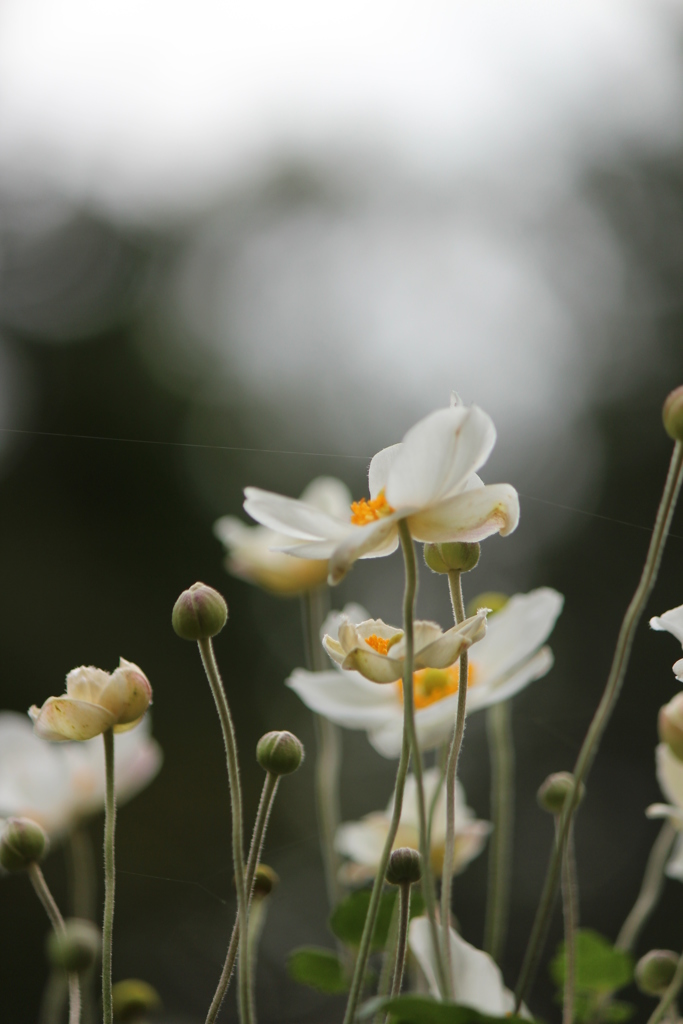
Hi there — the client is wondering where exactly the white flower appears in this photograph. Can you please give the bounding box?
[323,611,487,684]
[0,711,162,838]
[215,476,352,595]
[650,605,683,681]
[287,589,563,757]
[244,399,519,584]
[335,768,489,885]
[645,743,683,880]
[409,917,517,1016]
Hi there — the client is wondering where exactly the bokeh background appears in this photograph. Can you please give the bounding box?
[2,1,683,1020]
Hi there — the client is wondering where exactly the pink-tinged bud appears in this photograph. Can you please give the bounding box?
[663,386,683,442]
[172,582,228,641]
[256,731,304,776]
[659,694,683,761]
[0,817,48,871]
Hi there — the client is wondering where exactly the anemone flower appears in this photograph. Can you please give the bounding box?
[650,604,683,680]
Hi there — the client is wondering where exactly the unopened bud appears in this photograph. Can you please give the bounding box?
[663,386,683,442]
[252,864,279,899]
[256,730,304,776]
[46,918,101,972]
[112,979,162,1021]
[635,950,679,996]
[659,694,683,761]
[537,772,585,816]
[466,592,509,618]
[386,847,422,886]
[0,817,48,871]
[172,582,228,641]
[424,542,480,575]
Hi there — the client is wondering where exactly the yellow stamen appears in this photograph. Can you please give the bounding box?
[364,632,403,656]
[396,663,477,710]
[350,490,395,526]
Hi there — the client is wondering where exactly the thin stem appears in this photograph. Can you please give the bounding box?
[198,638,253,1024]
[390,884,412,999]
[28,863,81,1024]
[398,521,449,1000]
[102,727,116,1024]
[205,772,280,1024]
[484,701,515,962]
[39,970,67,1024]
[646,952,683,1024]
[375,895,401,1023]
[440,569,469,992]
[515,440,683,1011]
[559,819,579,1024]
[616,820,677,953]
[427,745,448,852]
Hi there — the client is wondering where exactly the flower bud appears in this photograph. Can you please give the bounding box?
[172,582,228,641]
[424,542,480,574]
[386,847,422,886]
[466,592,509,618]
[0,817,48,871]
[659,694,683,761]
[537,772,585,816]
[256,730,304,776]
[46,918,101,972]
[663,386,683,442]
[252,864,279,899]
[112,979,162,1021]
[635,950,679,996]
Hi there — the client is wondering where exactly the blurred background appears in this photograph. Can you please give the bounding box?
[2,0,683,1020]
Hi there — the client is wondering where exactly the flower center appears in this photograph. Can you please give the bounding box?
[396,663,477,710]
[350,490,395,526]
[364,633,402,655]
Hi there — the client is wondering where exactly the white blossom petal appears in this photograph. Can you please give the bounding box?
[408,482,519,542]
[656,742,683,810]
[244,487,349,541]
[286,668,399,729]
[471,589,563,681]
[299,476,353,516]
[328,515,400,585]
[467,647,555,711]
[342,648,403,683]
[321,604,369,643]
[413,614,487,669]
[651,605,683,647]
[667,831,683,880]
[368,443,403,499]
[30,698,116,742]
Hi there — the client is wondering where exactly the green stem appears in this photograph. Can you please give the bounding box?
[205,771,280,1024]
[390,883,412,999]
[102,727,116,1024]
[40,970,67,1024]
[399,521,449,1000]
[515,440,683,1011]
[559,820,578,1024]
[427,745,448,853]
[646,952,683,1024]
[28,862,82,1024]
[484,701,515,962]
[616,820,677,953]
[198,638,253,1024]
[375,895,401,1024]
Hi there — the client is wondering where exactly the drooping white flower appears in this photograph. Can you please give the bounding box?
[409,917,517,1016]
[335,768,489,885]
[215,476,352,595]
[323,610,487,684]
[288,589,563,757]
[244,399,519,584]
[650,604,683,681]
[0,711,162,838]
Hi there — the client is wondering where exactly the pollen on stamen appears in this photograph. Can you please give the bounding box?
[365,634,390,655]
[350,490,395,526]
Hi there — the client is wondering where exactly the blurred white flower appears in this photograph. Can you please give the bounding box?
[336,768,489,885]
[215,476,352,596]
[650,605,683,681]
[646,743,683,881]
[0,711,162,837]
[323,610,487,684]
[244,399,519,584]
[288,589,563,757]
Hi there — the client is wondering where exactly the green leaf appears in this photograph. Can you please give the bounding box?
[603,1000,635,1022]
[361,995,530,1024]
[550,929,633,995]
[329,888,426,951]
[287,946,348,994]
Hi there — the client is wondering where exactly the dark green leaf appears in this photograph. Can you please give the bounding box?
[287,946,348,994]
[362,995,530,1024]
[551,930,633,995]
[330,887,426,951]
[604,1000,635,1022]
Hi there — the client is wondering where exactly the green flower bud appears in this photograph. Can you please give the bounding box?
[0,817,48,871]
[256,731,304,776]
[424,542,480,574]
[252,864,279,899]
[386,847,422,886]
[466,591,509,618]
[46,918,101,972]
[172,582,228,641]
[663,386,683,442]
[112,979,162,1021]
[635,950,679,996]
[659,694,683,761]
[537,772,585,816]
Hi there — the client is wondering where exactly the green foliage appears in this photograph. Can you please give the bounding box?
[551,930,634,1023]
[359,995,529,1024]
[286,946,349,994]
[329,887,425,950]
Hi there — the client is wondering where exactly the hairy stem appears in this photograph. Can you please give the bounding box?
[616,820,677,953]
[29,863,81,1024]
[559,820,579,1024]
[390,884,412,999]
[484,701,515,963]
[102,727,116,1024]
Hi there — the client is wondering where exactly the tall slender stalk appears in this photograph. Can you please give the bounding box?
[102,727,116,1024]
[559,820,579,1024]
[28,862,81,1024]
[515,440,683,1011]
[484,701,515,962]
[616,820,677,953]
[398,522,449,999]
[198,637,253,1024]
[389,883,412,999]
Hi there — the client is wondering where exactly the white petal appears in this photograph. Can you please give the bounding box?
[674,658,683,682]
[467,647,555,711]
[368,443,403,499]
[300,476,353,516]
[321,604,369,642]
[66,666,110,702]
[656,743,683,810]
[277,539,339,559]
[335,814,389,867]
[408,483,519,542]
[286,668,399,730]
[470,589,564,682]
[385,405,496,510]
[328,516,400,585]
[370,697,455,757]
[651,605,683,647]
[414,614,487,670]
[322,635,346,665]
[667,831,683,880]
[30,697,116,742]
[244,487,349,541]
[354,619,403,643]
[646,803,683,821]
[342,648,403,683]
